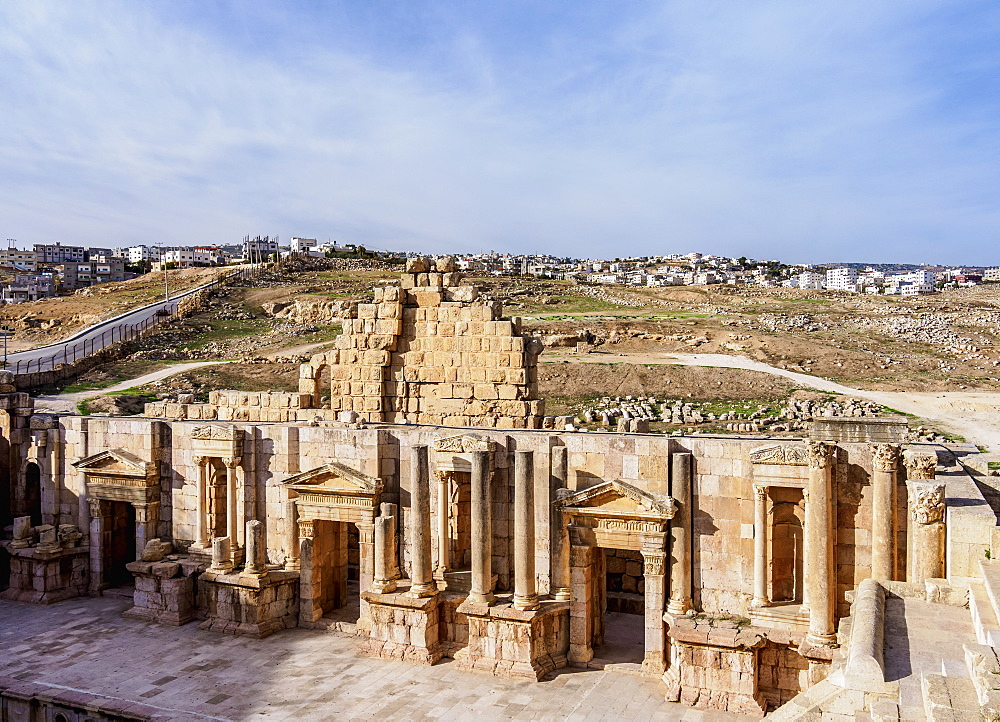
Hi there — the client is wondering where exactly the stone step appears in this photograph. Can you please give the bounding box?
[968,580,1000,647]
[964,643,1000,714]
[921,673,981,721]
[766,680,865,721]
[979,559,1000,622]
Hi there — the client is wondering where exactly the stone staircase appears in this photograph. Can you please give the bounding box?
[769,574,999,720]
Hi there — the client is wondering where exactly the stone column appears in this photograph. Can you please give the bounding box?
[550,446,571,601]
[751,485,769,609]
[408,445,437,597]
[641,539,668,675]
[870,443,900,580]
[88,498,107,594]
[284,500,300,570]
[134,502,160,560]
[242,520,267,577]
[210,536,233,573]
[513,450,539,611]
[805,441,836,647]
[193,456,208,548]
[667,452,693,615]
[372,515,397,594]
[355,521,375,595]
[298,519,321,625]
[225,459,240,554]
[468,449,495,605]
[434,471,450,582]
[904,452,944,583]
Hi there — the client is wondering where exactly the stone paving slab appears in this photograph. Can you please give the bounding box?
[0,597,740,721]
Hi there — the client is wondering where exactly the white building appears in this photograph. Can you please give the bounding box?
[162,249,214,267]
[127,245,163,264]
[290,237,318,254]
[797,272,825,290]
[825,268,860,291]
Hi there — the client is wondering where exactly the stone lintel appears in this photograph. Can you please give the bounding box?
[666,616,766,650]
[199,569,299,590]
[456,598,569,622]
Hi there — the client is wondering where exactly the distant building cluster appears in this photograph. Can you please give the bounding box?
[0,236,284,304]
[443,251,997,297]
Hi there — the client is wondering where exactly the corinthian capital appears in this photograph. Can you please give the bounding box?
[904,451,937,480]
[807,441,834,469]
[871,443,901,473]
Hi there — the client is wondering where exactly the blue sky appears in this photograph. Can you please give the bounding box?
[2,1,999,264]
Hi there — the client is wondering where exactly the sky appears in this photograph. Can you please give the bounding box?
[1,1,999,265]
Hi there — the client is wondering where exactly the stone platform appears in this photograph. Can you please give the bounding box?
[0,596,740,721]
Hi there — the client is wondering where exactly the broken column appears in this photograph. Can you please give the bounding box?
[805,441,836,647]
[242,520,267,578]
[468,449,495,605]
[513,450,538,611]
[11,516,31,549]
[372,514,397,594]
[904,452,945,583]
[870,443,900,580]
[210,536,233,573]
[407,444,437,597]
[667,452,693,615]
[284,500,300,571]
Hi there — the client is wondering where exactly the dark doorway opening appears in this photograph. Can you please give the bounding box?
[103,501,136,588]
[23,462,42,527]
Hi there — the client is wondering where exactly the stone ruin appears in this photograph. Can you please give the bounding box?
[0,261,994,719]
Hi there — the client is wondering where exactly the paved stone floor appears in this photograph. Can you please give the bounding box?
[0,596,741,721]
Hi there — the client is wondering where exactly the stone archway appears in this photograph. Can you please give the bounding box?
[555,479,675,675]
[282,462,382,630]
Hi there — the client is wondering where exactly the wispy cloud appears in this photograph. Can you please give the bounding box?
[1,1,998,263]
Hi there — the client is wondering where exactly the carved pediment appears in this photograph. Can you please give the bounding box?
[73,449,154,478]
[555,479,675,520]
[434,434,496,453]
[283,463,382,496]
[750,444,809,466]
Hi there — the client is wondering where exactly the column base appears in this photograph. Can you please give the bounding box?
[371,579,398,594]
[407,581,439,598]
[513,594,539,611]
[552,587,571,602]
[359,590,444,665]
[805,631,838,648]
[466,591,495,606]
[666,598,692,616]
[750,597,770,610]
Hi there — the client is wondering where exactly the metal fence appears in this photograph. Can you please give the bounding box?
[8,263,270,375]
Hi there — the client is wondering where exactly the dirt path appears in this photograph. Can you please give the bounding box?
[543,350,1000,452]
[33,361,229,415]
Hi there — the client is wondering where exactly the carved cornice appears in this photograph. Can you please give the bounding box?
[749,444,809,466]
[191,425,243,441]
[434,434,497,453]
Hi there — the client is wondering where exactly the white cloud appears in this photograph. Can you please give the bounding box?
[0,1,998,263]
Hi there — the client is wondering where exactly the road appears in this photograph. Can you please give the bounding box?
[543,350,1000,454]
[5,267,254,373]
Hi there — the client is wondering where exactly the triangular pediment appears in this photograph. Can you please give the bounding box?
[555,479,675,519]
[750,444,809,466]
[434,434,497,453]
[283,463,381,495]
[73,449,152,476]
